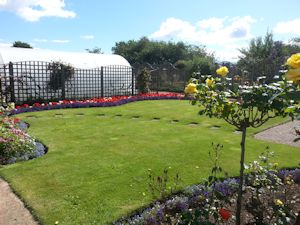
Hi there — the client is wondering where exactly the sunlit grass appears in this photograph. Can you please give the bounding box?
[0,100,299,225]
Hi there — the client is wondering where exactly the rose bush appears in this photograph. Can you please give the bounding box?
[185,55,299,225]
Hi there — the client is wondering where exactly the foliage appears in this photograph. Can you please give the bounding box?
[147,168,181,200]
[47,61,75,91]
[185,57,299,224]
[176,56,217,77]
[85,47,103,54]
[237,32,285,83]
[0,104,35,164]
[244,148,298,225]
[136,68,151,94]
[112,37,215,71]
[12,41,33,48]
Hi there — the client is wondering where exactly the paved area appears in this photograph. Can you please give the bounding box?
[254,120,300,147]
[0,178,38,225]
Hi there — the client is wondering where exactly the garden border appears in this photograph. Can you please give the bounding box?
[9,93,186,115]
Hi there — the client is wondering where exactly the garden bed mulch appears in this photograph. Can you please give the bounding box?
[254,120,300,147]
[0,178,38,225]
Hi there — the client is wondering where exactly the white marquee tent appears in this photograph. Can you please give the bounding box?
[0,47,133,102]
[0,47,131,68]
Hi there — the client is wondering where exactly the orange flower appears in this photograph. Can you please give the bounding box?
[219,208,231,220]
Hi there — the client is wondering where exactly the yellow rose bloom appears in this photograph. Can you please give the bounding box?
[287,53,300,69]
[286,68,300,83]
[216,66,229,77]
[206,78,215,87]
[184,83,198,94]
[274,199,284,206]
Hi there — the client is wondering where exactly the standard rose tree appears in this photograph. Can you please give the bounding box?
[185,54,299,225]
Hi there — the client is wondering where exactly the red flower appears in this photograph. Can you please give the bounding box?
[13,118,20,124]
[23,104,29,108]
[219,208,231,220]
[33,103,41,107]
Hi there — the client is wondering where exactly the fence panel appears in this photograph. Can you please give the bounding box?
[0,61,134,105]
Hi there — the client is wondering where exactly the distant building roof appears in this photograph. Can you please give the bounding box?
[0,47,130,69]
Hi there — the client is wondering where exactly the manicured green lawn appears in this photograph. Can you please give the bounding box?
[0,100,299,225]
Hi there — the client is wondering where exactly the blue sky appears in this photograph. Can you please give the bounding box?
[0,0,300,62]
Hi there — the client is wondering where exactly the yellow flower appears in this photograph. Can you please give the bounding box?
[275,199,284,206]
[216,66,229,77]
[286,68,300,83]
[184,83,198,94]
[287,53,300,69]
[206,78,215,87]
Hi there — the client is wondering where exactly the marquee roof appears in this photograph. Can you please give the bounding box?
[0,47,131,69]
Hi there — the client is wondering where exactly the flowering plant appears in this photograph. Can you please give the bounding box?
[0,103,35,164]
[185,58,299,225]
[10,93,185,115]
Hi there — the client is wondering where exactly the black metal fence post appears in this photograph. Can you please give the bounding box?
[101,66,104,98]
[8,62,15,103]
[131,70,135,96]
[61,73,66,100]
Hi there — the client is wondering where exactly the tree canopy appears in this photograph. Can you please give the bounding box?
[237,32,300,83]
[12,41,33,48]
[112,37,216,75]
[85,47,103,54]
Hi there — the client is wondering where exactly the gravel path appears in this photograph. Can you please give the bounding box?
[0,178,38,225]
[254,120,300,147]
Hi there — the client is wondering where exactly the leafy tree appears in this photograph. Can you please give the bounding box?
[85,47,103,54]
[237,32,285,83]
[12,41,33,48]
[112,37,215,72]
[282,38,300,56]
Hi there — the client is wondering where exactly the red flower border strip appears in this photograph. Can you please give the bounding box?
[11,93,185,115]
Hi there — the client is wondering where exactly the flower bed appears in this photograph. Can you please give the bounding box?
[113,169,300,225]
[11,93,185,115]
[0,115,47,164]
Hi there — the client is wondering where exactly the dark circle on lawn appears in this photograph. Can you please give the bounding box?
[152,117,160,121]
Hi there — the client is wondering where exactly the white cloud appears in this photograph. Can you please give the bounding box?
[150,16,256,62]
[80,35,95,40]
[273,18,300,35]
[51,39,69,43]
[0,0,76,22]
[197,17,226,31]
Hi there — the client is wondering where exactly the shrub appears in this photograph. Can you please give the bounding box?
[137,68,151,94]
[47,61,75,91]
